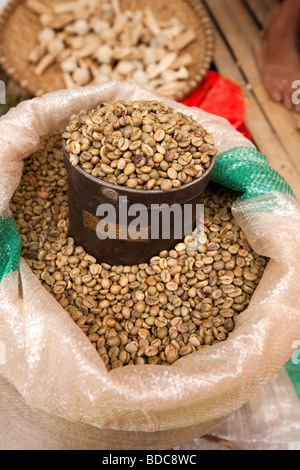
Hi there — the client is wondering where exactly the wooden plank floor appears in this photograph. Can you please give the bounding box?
[203,0,300,200]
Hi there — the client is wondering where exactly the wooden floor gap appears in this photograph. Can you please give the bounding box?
[242,0,266,29]
[203,0,249,83]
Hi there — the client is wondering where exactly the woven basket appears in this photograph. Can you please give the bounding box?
[0,0,215,100]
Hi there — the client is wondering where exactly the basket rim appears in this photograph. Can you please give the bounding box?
[0,0,215,100]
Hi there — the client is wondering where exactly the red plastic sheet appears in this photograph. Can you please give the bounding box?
[182,71,252,140]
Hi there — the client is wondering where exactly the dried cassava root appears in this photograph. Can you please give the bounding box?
[10,134,268,371]
[27,0,197,97]
[63,100,217,191]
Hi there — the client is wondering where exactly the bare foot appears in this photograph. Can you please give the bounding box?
[255,0,300,112]
[256,30,300,112]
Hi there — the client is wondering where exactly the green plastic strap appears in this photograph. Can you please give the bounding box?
[0,215,21,282]
[211,146,295,201]
[212,146,300,399]
[285,353,300,401]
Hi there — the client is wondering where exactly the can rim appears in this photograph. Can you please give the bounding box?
[62,139,216,196]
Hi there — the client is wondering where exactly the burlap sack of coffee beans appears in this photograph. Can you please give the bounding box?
[0,82,300,450]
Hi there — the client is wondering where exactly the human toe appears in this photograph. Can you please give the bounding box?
[265,78,283,103]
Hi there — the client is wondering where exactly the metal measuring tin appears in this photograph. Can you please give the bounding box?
[63,140,215,265]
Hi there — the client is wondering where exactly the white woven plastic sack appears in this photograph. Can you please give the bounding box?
[179,367,300,450]
[0,82,299,450]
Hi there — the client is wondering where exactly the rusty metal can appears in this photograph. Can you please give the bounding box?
[63,141,215,265]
